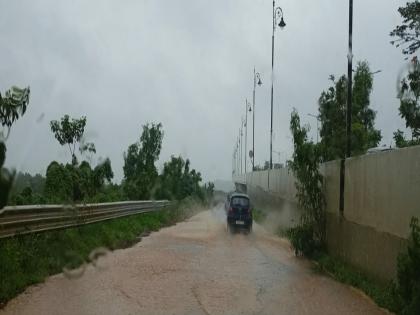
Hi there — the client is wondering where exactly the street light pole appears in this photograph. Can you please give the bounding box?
[270,1,286,171]
[239,128,242,174]
[341,0,354,213]
[268,1,286,190]
[346,0,353,158]
[237,139,239,174]
[232,150,235,176]
[252,68,262,171]
[245,101,248,174]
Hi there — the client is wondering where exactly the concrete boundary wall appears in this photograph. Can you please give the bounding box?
[233,145,420,280]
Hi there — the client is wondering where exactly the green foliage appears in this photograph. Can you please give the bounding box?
[0,86,30,139]
[394,130,420,148]
[203,182,214,201]
[0,85,30,209]
[0,142,14,209]
[318,62,381,161]
[395,217,420,315]
[155,156,204,201]
[391,1,420,56]
[0,199,199,305]
[123,123,164,200]
[50,115,90,163]
[394,58,420,147]
[93,158,113,190]
[10,187,46,206]
[287,109,325,256]
[44,162,73,203]
[44,159,114,204]
[286,223,317,257]
[10,172,45,196]
[79,141,96,156]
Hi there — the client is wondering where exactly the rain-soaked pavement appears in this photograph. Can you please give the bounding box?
[1,206,390,315]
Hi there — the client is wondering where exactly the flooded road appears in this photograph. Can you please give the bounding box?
[1,207,388,315]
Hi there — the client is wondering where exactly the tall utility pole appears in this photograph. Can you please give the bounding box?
[239,126,243,174]
[244,102,248,174]
[341,0,354,213]
[252,68,262,171]
[270,0,275,172]
[346,0,353,158]
[270,1,286,171]
[232,150,235,175]
[268,1,286,189]
[237,138,239,174]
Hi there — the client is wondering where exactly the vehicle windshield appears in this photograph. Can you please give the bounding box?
[231,197,249,207]
[1,1,419,314]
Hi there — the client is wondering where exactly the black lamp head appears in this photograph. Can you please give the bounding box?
[278,17,286,29]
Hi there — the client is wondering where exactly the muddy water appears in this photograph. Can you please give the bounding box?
[1,206,389,315]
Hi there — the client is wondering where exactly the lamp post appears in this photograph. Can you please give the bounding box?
[346,0,353,158]
[239,129,242,174]
[237,138,239,174]
[233,145,236,175]
[270,1,286,171]
[252,68,262,171]
[341,0,354,213]
[244,99,251,174]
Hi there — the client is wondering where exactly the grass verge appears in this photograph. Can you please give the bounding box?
[0,197,201,306]
[314,253,400,313]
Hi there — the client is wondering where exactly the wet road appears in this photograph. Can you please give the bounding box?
[1,207,389,315]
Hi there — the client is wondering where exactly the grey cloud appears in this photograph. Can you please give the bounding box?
[0,0,409,182]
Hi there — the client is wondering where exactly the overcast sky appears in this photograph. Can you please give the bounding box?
[0,0,409,182]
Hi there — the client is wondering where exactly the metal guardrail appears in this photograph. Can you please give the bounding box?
[0,200,170,239]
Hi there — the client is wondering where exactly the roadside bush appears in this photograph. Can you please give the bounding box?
[286,224,317,257]
[395,217,420,315]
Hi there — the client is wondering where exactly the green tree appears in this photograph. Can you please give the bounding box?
[0,86,30,209]
[50,115,95,164]
[390,1,420,56]
[318,61,382,161]
[318,75,347,160]
[123,123,164,200]
[203,182,215,201]
[92,158,113,192]
[394,57,420,147]
[44,161,73,203]
[44,159,114,203]
[287,109,325,257]
[0,86,30,139]
[155,156,203,201]
[10,172,46,196]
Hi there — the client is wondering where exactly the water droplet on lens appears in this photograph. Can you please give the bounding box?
[63,251,86,279]
[89,247,110,270]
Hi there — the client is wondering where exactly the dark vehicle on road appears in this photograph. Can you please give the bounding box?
[225,193,252,233]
